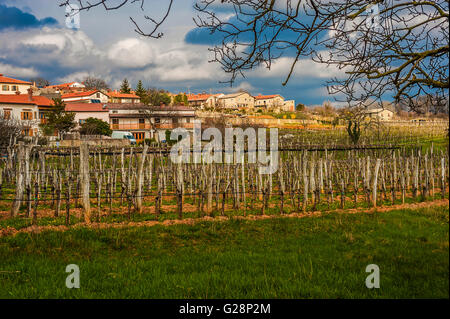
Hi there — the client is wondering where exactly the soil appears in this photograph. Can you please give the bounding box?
[0,198,448,238]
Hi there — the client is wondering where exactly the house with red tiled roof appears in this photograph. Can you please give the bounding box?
[255,94,284,109]
[0,89,53,136]
[61,90,109,103]
[0,74,32,95]
[187,93,224,109]
[108,103,196,142]
[217,91,255,109]
[65,103,109,126]
[107,90,140,104]
[254,94,295,112]
[45,82,86,93]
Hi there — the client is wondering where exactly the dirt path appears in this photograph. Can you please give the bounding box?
[0,199,448,238]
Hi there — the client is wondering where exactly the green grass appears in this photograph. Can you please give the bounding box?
[0,205,448,299]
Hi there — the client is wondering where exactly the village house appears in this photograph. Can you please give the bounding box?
[45,82,86,93]
[0,74,32,95]
[61,90,109,104]
[108,103,195,143]
[365,108,394,121]
[187,93,224,109]
[255,94,285,110]
[107,90,141,104]
[283,100,296,112]
[65,103,110,126]
[217,92,255,109]
[0,89,53,136]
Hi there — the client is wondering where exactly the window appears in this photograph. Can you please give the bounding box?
[21,111,33,120]
[155,118,161,124]
[11,85,18,91]
[112,119,119,124]
[79,119,86,124]
[2,85,9,91]
[2,109,11,119]
[22,128,33,136]
[133,132,145,141]
[96,93,101,98]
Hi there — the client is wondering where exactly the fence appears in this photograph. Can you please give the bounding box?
[0,143,448,227]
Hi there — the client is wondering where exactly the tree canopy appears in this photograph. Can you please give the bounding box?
[135,80,147,98]
[83,76,109,91]
[60,0,449,111]
[40,98,76,138]
[79,117,112,136]
[120,78,131,94]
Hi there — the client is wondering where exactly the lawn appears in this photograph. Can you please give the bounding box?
[0,205,448,298]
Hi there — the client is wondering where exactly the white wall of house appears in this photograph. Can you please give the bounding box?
[0,103,40,135]
[282,100,295,112]
[72,112,110,126]
[219,92,255,109]
[0,83,31,95]
[367,109,394,121]
[63,92,109,103]
[255,96,285,109]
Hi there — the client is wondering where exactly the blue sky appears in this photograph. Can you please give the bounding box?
[0,0,343,106]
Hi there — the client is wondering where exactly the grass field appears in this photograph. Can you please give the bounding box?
[0,205,448,299]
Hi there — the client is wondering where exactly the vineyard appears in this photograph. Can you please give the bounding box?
[0,124,448,232]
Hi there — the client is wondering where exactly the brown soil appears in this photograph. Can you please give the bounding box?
[0,198,447,238]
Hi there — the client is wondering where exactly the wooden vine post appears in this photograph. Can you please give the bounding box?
[79,143,91,223]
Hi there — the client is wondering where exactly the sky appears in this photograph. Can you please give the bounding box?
[0,0,345,106]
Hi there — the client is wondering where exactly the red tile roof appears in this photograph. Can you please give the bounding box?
[0,94,53,106]
[65,103,109,112]
[46,82,76,89]
[187,93,213,102]
[255,94,282,100]
[107,91,140,99]
[0,74,32,85]
[61,90,100,99]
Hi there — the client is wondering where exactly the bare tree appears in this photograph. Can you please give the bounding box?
[59,0,173,39]
[83,76,110,91]
[0,111,26,146]
[29,77,50,88]
[59,0,449,111]
[337,106,382,144]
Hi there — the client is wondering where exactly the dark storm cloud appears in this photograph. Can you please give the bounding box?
[0,4,58,30]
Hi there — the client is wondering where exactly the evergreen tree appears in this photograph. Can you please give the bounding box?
[135,80,147,98]
[120,78,131,94]
[40,98,76,139]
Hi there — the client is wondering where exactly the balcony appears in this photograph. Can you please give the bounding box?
[110,123,194,130]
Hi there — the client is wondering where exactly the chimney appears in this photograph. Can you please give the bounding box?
[27,87,33,101]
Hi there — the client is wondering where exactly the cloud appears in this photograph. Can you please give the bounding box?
[0,4,57,30]
[223,81,254,93]
[0,62,37,78]
[107,38,154,68]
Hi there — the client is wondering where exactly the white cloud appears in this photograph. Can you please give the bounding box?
[223,81,254,93]
[0,62,38,78]
[107,38,154,68]
[250,55,345,80]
